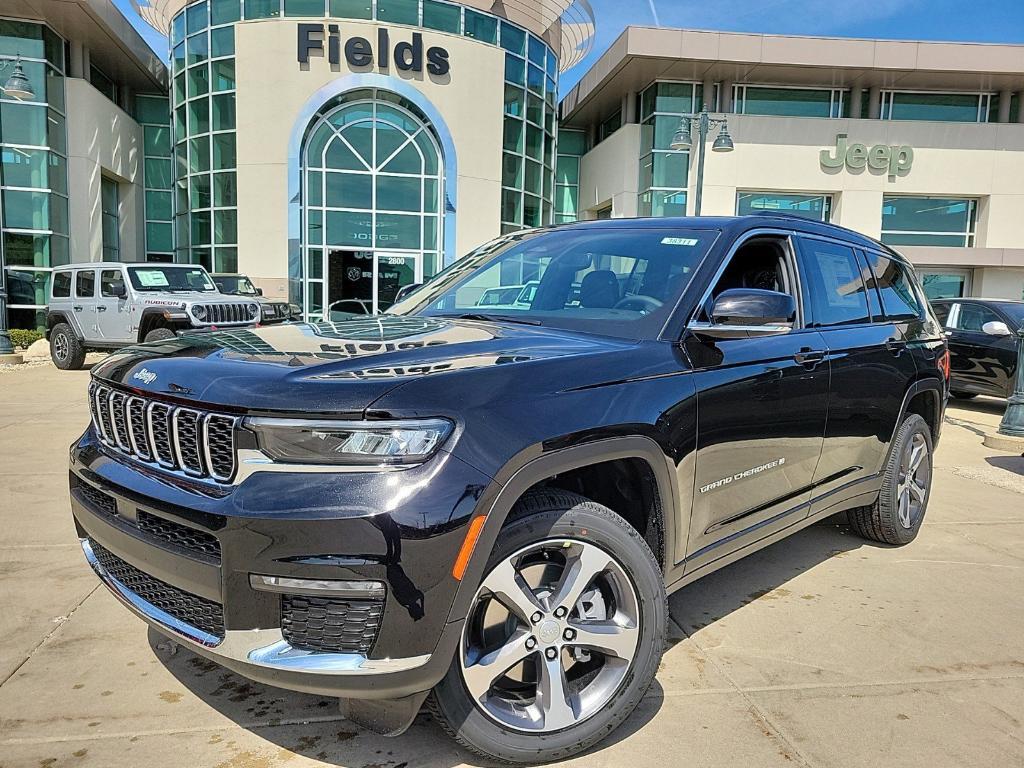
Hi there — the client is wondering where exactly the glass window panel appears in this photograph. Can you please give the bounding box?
[424,178,438,212]
[190,210,211,244]
[186,33,209,65]
[0,21,44,59]
[284,0,324,14]
[190,135,211,172]
[330,0,372,17]
[1,147,47,188]
[798,239,870,327]
[555,155,579,185]
[920,273,967,301]
[3,232,48,267]
[49,152,67,195]
[145,190,172,220]
[46,68,64,113]
[651,114,684,151]
[524,159,542,196]
[193,246,212,270]
[423,217,438,251]
[641,190,687,217]
[555,184,578,217]
[213,171,236,206]
[881,196,974,236]
[214,209,237,243]
[741,86,832,118]
[173,72,186,105]
[212,133,236,169]
[413,133,438,175]
[307,208,322,243]
[863,254,923,320]
[500,22,525,55]
[342,123,374,164]
[501,188,521,223]
[308,248,323,279]
[171,13,186,46]
[558,130,585,156]
[888,92,982,122]
[376,175,421,212]
[46,109,66,155]
[527,35,546,67]
[504,85,525,117]
[423,0,460,33]
[172,41,186,73]
[504,55,525,86]
[654,82,694,114]
[325,209,371,246]
[374,122,408,165]
[306,170,322,205]
[376,0,418,25]
[737,192,830,221]
[879,233,969,247]
[75,269,95,297]
[381,142,421,174]
[187,63,209,97]
[306,281,323,314]
[503,120,523,152]
[525,92,543,126]
[324,136,365,170]
[145,158,172,189]
[211,93,235,129]
[214,246,238,273]
[144,124,171,157]
[186,1,209,33]
[188,97,209,133]
[464,10,497,43]
[244,0,281,18]
[49,193,67,234]
[146,222,174,252]
[2,189,48,229]
[523,194,541,227]
[174,142,188,180]
[502,152,522,188]
[0,102,45,146]
[210,0,241,24]
[210,26,234,57]
[652,152,687,188]
[190,174,211,208]
[325,171,371,208]
[525,125,542,160]
[211,59,234,91]
[376,213,420,248]
[526,64,544,96]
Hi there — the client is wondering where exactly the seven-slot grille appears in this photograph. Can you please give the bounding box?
[90,382,239,482]
[195,302,257,325]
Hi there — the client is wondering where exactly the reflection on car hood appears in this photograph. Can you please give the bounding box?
[89,315,634,414]
[136,292,253,306]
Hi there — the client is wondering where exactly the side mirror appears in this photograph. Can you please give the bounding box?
[255,287,264,296]
[982,320,1012,337]
[112,282,127,299]
[394,283,423,302]
[694,288,796,340]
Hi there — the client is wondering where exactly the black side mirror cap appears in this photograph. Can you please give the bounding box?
[692,288,796,340]
[256,287,264,296]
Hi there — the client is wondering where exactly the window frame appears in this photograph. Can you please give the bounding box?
[880,196,977,248]
[733,84,848,119]
[51,269,72,298]
[75,268,96,298]
[878,89,995,123]
[736,191,833,223]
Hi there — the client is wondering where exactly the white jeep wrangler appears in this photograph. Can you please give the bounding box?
[46,263,260,370]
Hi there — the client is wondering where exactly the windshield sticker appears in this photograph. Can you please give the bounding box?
[135,270,170,287]
[661,237,699,246]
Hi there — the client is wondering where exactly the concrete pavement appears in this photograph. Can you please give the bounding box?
[1,363,1023,768]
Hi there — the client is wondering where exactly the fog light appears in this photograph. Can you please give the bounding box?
[249,574,386,599]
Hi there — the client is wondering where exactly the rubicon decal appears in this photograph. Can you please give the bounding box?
[700,458,787,493]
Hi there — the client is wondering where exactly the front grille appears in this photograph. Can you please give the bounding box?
[136,510,221,562]
[75,482,118,519]
[281,594,385,655]
[89,539,224,639]
[196,302,257,325]
[90,382,239,482]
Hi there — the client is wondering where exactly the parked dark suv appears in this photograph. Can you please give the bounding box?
[69,216,948,764]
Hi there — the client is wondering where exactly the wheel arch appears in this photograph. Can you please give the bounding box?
[46,311,83,339]
[138,308,183,341]
[899,379,944,444]
[445,436,679,627]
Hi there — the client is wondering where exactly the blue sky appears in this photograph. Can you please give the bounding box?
[117,0,1024,93]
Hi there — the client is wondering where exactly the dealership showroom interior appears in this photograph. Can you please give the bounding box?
[1,0,1024,766]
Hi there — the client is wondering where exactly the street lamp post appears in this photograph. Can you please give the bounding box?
[0,55,38,358]
[670,104,734,216]
[997,323,1024,439]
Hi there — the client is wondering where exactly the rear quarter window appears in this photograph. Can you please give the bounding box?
[863,253,924,320]
[52,271,72,298]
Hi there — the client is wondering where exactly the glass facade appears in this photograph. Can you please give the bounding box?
[736,192,832,222]
[100,176,120,261]
[0,19,68,331]
[879,91,994,122]
[733,85,848,118]
[920,270,971,300]
[553,129,584,223]
[880,196,977,247]
[637,82,699,217]
[135,95,174,261]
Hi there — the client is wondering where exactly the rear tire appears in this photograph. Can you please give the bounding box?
[848,414,933,546]
[144,327,176,342]
[50,323,86,370]
[429,489,666,764]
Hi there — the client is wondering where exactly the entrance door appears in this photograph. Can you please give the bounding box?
[326,250,422,320]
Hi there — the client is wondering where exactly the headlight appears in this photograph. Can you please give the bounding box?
[244,418,453,466]
[248,302,260,319]
[191,304,207,320]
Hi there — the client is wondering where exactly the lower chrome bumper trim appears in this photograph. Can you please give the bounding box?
[80,538,430,675]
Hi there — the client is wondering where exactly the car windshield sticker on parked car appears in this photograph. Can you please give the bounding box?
[135,270,170,287]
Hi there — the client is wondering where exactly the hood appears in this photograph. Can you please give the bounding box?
[90,315,634,415]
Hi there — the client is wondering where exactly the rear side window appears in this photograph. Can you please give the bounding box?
[797,238,870,327]
[52,271,72,298]
[76,270,96,298]
[931,303,952,326]
[863,254,923,320]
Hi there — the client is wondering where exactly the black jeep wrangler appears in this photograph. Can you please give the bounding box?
[69,216,948,763]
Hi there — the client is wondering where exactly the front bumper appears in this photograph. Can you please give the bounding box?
[70,427,487,699]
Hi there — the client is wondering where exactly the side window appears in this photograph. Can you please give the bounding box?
[863,254,923,320]
[52,271,72,298]
[100,270,124,297]
[700,236,795,321]
[797,238,870,327]
[953,303,1000,332]
[931,303,953,326]
[75,270,96,298]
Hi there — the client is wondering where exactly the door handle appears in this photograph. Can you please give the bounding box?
[73,305,83,312]
[885,338,907,356]
[944,330,953,337]
[794,348,825,367]
[97,306,107,312]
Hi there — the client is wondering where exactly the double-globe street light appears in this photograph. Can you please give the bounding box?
[0,56,37,357]
[669,104,734,216]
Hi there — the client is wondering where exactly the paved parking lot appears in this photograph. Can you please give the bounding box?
[2,361,1023,768]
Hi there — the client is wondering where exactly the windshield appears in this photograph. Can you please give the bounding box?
[998,303,1024,329]
[388,227,717,339]
[128,266,216,292]
[213,275,257,295]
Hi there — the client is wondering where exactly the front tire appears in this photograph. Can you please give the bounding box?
[50,323,86,370]
[429,489,666,764]
[143,327,176,342]
[848,414,933,546]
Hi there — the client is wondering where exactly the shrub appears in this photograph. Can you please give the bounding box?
[8,328,44,350]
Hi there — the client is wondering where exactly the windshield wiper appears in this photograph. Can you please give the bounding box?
[439,312,542,326]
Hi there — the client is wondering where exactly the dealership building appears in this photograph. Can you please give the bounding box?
[2,1,1024,332]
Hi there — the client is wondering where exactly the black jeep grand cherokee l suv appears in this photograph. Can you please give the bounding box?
[70,216,948,763]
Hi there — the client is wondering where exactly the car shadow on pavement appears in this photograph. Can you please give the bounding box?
[986,455,1024,475]
[151,629,665,767]
[948,396,1006,417]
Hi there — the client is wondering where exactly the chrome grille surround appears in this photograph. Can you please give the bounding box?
[90,381,239,483]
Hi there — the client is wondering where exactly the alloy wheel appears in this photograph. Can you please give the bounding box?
[460,539,641,733]
[54,333,69,362]
[897,432,930,529]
